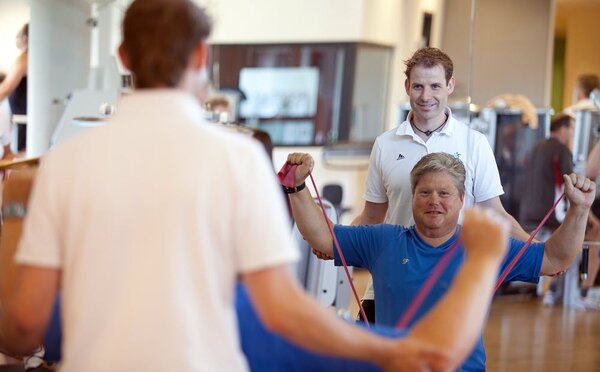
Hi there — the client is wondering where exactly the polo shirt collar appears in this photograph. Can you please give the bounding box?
[396,107,456,137]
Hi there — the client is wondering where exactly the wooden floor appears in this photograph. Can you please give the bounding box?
[349,269,600,372]
[484,295,600,372]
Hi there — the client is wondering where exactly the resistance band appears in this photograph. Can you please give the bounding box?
[493,193,565,292]
[395,192,565,329]
[395,240,461,329]
[307,173,370,325]
[278,161,369,325]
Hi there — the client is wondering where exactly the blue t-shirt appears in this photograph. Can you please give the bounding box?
[236,283,407,371]
[333,224,544,372]
[45,286,408,371]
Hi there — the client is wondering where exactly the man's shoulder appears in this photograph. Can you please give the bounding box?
[449,118,488,141]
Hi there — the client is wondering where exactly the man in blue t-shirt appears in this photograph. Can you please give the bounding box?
[286,152,595,371]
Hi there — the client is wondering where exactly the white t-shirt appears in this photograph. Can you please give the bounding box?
[16,90,299,372]
[361,108,503,300]
[365,108,503,226]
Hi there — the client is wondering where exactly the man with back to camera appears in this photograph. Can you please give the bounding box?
[353,47,531,321]
[0,0,523,371]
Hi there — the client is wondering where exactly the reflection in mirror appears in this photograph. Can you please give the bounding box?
[210,43,392,146]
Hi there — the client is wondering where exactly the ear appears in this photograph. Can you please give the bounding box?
[447,76,455,94]
[404,78,410,95]
[118,43,131,70]
[190,41,209,71]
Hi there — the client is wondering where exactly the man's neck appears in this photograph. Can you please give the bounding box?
[414,226,456,247]
[550,132,568,147]
[410,113,449,141]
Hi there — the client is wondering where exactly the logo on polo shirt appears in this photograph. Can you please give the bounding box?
[397,153,405,160]
[402,258,409,264]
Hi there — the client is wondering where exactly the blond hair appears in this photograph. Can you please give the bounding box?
[410,153,466,197]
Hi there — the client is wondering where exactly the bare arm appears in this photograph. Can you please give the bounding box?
[242,267,441,371]
[0,52,27,102]
[0,169,37,299]
[476,196,531,240]
[586,141,600,179]
[286,153,335,257]
[351,201,388,226]
[0,169,57,357]
[542,174,595,275]
[409,207,509,364]
[0,266,59,356]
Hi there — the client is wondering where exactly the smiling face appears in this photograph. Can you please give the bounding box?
[405,64,455,129]
[412,170,464,238]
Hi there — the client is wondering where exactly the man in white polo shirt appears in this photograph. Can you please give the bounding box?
[354,47,530,322]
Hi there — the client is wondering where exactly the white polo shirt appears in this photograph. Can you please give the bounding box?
[16,90,299,372]
[365,108,503,226]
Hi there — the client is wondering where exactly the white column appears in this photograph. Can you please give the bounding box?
[28,0,91,157]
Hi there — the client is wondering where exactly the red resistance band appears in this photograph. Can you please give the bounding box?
[277,162,370,325]
[396,192,566,330]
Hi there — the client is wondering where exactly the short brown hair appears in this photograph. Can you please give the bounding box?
[122,0,212,88]
[410,153,466,197]
[550,114,573,133]
[404,47,454,83]
[577,74,600,98]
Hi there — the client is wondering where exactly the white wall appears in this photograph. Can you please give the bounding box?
[0,0,29,73]
[205,0,363,43]
[442,0,554,107]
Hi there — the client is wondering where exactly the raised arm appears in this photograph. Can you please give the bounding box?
[408,207,509,366]
[286,153,335,257]
[245,207,511,371]
[586,141,600,179]
[542,173,595,275]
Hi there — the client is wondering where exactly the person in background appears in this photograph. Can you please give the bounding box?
[205,95,232,123]
[519,114,574,236]
[563,74,599,118]
[517,114,592,308]
[353,47,531,322]
[0,24,28,152]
